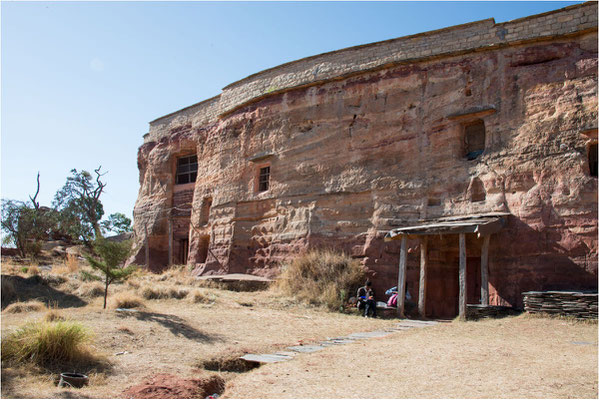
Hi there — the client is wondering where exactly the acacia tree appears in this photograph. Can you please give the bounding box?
[84,238,137,309]
[53,167,107,245]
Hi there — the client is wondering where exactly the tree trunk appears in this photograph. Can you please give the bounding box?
[103,279,109,309]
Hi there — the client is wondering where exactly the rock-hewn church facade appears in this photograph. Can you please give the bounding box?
[132,3,598,317]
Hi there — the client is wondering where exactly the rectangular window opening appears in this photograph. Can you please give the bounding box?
[176,155,198,185]
[258,166,270,192]
[464,120,485,160]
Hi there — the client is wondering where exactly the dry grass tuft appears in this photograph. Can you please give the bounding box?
[27,265,41,276]
[139,285,189,300]
[189,289,216,304]
[274,249,366,311]
[64,254,79,273]
[41,274,67,286]
[110,291,145,309]
[4,300,47,314]
[44,309,65,322]
[77,282,105,298]
[1,320,93,367]
[116,325,135,335]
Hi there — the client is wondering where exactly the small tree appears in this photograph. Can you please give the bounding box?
[84,238,137,309]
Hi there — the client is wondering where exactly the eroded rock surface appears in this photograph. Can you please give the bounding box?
[132,4,598,317]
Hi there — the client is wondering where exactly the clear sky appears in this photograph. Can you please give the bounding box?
[1,1,583,221]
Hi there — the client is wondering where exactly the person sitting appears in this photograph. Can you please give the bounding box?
[357,280,377,318]
[385,286,411,308]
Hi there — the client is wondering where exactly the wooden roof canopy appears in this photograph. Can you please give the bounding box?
[384,213,510,241]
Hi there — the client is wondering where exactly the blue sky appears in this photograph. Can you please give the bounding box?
[1,1,582,221]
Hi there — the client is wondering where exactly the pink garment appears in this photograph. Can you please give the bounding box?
[387,293,398,307]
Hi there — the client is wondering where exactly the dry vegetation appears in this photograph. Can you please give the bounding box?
[1,254,597,399]
[275,249,365,310]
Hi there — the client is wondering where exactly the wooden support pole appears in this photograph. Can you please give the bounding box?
[418,236,428,318]
[481,234,490,306]
[144,224,150,270]
[397,235,407,318]
[167,217,173,267]
[459,233,467,320]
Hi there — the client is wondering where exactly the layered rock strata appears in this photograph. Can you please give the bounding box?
[132,3,598,317]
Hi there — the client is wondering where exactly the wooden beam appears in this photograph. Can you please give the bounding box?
[481,235,490,306]
[397,235,407,318]
[459,233,467,320]
[419,236,428,318]
[144,224,150,270]
[167,218,173,266]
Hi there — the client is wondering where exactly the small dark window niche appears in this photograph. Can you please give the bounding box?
[589,143,598,178]
[199,197,212,226]
[258,166,270,192]
[176,155,198,184]
[464,120,486,160]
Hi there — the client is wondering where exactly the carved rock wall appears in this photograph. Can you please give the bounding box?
[132,5,598,317]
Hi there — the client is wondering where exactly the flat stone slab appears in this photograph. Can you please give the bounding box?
[196,273,272,283]
[240,354,292,363]
[346,331,392,339]
[287,345,327,353]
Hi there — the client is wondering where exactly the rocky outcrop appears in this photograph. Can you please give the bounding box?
[132,3,598,317]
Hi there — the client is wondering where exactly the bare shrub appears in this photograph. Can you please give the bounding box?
[274,249,366,311]
[4,300,47,314]
[77,282,105,298]
[110,291,145,309]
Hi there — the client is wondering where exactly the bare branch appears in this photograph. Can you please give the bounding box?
[29,172,41,210]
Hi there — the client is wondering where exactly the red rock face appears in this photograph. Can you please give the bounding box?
[132,13,598,317]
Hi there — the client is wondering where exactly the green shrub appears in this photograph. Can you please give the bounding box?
[20,267,29,274]
[1,320,90,365]
[275,249,366,311]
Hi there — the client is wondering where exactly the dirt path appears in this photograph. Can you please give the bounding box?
[224,316,598,398]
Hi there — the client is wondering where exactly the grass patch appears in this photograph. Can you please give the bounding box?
[110,291,145,309]
[274,249,366,311]
[4,300,47,314]
[27,265,41,276]
[1,320,92,366]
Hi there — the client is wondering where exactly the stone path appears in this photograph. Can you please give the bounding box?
[240,319,440,364]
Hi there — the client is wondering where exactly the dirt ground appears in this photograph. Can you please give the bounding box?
[0,266,391,399]
[226,315,598,399]
[1,262,597,399]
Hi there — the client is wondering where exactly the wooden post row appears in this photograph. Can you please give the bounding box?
[397,235,408,318]
[418,236,428,318]
[458,233,467,320]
